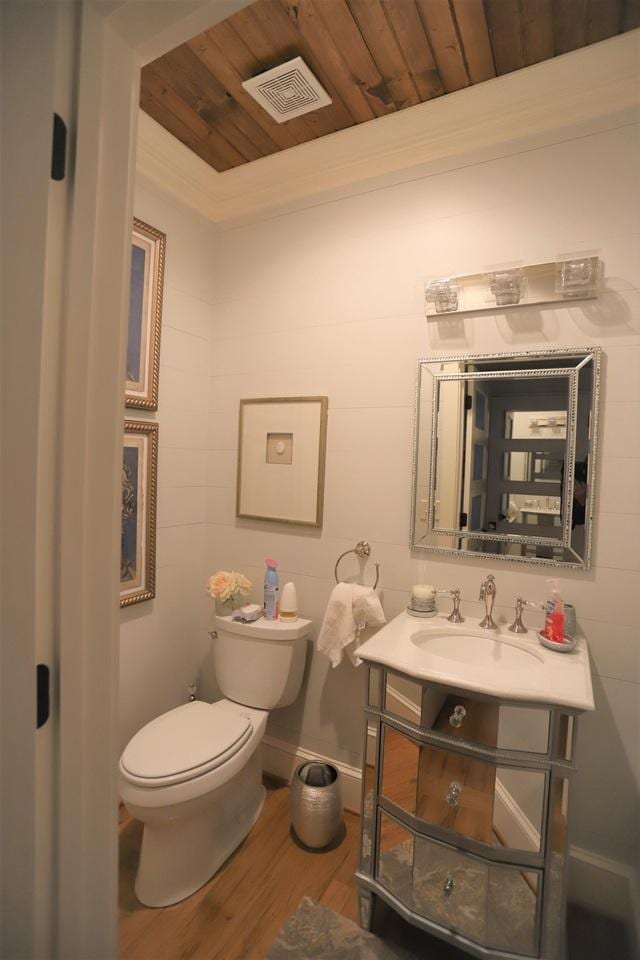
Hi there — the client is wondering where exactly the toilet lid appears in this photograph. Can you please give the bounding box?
[120,701,252,786]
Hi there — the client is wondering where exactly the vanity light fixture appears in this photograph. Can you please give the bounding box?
[555,256,599,298]
[425,278,460,314]
[486,266,525,306]
[424,256,601,318]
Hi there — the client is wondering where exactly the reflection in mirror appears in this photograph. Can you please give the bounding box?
[422,691,550,754]
[381,725,545,854]
[360,718,378,874]
[384,674,422,725]
[486,862,539,955]
[368,666,382,708]
[381,726,419,817]
[411,348,600,568]
[413,835,488,943]
[377,812,414,904]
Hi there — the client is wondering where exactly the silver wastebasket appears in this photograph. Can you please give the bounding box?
[290,761,342,849]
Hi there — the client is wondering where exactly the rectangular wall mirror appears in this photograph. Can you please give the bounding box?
[410,348,600,568]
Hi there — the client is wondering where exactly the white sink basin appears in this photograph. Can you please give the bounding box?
[357,612,594,711]
[411,629,544,670]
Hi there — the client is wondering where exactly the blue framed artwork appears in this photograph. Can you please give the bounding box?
[120,420,158,607]
[125,218,165,410]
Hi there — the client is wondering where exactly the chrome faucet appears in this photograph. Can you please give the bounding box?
[436,587,465,624]
[479,574,498,630]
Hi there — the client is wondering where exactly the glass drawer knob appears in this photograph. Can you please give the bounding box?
[443,876,455,898]
[449,705,466,728]
[446,781,461,806]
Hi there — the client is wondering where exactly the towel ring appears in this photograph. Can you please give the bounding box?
[334,540,380,590]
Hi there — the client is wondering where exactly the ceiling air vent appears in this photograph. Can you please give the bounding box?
[242,56,332,123]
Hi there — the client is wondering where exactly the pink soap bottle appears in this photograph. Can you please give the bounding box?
[544,579,565,643]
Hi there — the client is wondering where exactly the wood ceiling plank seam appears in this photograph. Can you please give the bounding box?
[229,3,347,140]
[484,0,527,75]
[139,83,238,172]
[253,0,355,134]
[415,0,470,91]
[586,0,623,43]
[380,0,445,101]
[310,0,396,118]
[154,49,276,162]
[553,0,589,56]
[141,67,247,169]
[272,0,372,129]
[520,0,554,65]
[284,0,383,123]
[186,29,310,149]
[623,0,640,29]
[450,0,497,83]
[345,0,422,109]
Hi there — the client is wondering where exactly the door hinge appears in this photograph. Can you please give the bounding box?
[459,511,468,527]
[464,394,473,411]
[37,664,50,728]
[51,113,67,181]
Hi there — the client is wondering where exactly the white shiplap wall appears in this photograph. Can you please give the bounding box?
[202,123,640,913]
[119,179,221,753]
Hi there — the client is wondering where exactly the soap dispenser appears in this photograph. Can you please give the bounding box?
[543,579,565,643]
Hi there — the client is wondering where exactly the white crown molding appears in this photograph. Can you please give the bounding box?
[137,30,640,223]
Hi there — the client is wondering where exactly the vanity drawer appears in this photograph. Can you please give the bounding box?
[380,669,552,755]
[376,811,541,956]
[380,724,546,855]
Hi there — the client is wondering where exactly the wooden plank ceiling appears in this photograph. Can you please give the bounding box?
[141,0,640,173]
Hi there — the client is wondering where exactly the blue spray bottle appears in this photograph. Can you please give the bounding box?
[264,558,279,621]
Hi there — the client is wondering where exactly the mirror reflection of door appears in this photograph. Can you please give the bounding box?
[462,381,490,550]
[433,363,464,548]
[486,383,569,558]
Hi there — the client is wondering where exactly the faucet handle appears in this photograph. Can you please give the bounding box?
[436,587,465,623]
[509,597,544,634]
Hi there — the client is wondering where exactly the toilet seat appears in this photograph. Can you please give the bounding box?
[120,701,253,787]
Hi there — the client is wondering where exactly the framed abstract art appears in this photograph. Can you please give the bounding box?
[120,420,158,607]
[236,397,328,526]
[125,218,165,410]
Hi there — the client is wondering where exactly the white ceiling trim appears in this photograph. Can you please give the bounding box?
[137,30,640,224]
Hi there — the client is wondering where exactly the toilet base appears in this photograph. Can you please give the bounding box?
[132,746,265,907]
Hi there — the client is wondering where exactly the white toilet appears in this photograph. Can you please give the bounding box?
[119,614,311,907]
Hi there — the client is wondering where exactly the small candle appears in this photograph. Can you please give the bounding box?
[412,584,435,600]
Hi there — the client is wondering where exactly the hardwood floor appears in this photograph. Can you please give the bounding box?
[119,774,633,960]
[119,776,361,960]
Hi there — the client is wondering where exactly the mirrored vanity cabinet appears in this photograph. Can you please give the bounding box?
[356,665,577,959]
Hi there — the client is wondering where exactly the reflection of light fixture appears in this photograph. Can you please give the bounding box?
[486,267,524,306]
[425,278,459,314]
[556,257,596,298]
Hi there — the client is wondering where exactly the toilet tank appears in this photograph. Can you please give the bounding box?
[212,616,312,710]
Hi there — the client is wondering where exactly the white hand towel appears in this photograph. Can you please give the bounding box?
[317,582,386,668]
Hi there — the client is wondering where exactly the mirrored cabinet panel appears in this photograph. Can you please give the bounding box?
[376,813,541,956]
[368,665,382,709]
[420,690,550,755]
[384,673,424,725]
[381,726,546,854]
[411,348,600,568]
[360,717,378,874]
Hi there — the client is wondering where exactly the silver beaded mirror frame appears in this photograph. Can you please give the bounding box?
[410,347,601,569]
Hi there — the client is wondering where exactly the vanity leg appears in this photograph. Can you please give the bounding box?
[358,887,376,931]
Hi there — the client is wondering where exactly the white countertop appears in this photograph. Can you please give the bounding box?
[357,611,594,712]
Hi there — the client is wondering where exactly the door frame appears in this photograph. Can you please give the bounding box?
[1,2,248,957]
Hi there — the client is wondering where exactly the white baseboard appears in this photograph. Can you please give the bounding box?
[261,735,362,813]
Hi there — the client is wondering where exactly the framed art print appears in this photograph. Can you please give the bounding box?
[237,397,328,527]
[120,420,158,607]
[125,218,165,410]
